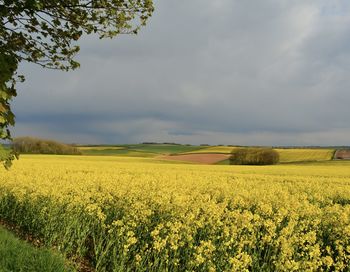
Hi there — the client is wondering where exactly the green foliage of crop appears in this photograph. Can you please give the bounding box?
[0,226,73,272]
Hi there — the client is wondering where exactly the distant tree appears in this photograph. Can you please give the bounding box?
[0,0,154,168]
[230,148,279,165]
[12,136,81,155]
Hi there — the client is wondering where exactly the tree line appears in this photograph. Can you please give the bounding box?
[230,148,279,165]
[12,137,81,155]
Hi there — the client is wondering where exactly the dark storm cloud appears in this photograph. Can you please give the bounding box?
[12,0,350,145]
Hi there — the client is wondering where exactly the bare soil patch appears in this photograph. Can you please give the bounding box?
[159,154,230,164]
[334,150,350,160]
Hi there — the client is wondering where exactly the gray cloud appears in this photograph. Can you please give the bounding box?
[12,0,350,145]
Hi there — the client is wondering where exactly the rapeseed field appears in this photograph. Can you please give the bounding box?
[186,146,334,163]
[0,155,350,271]
[275,149,334,163]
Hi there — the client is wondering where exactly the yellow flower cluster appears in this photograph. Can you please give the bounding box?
[184,146,334,163]
[0,155,350,271]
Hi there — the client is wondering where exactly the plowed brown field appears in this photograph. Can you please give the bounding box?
[334,149,350,160]
[159,154,230,164]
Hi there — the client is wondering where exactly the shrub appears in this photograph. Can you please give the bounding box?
[12,137,81,155]
[230,148,279,165]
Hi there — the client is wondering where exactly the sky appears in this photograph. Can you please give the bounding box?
[13,0,350,145]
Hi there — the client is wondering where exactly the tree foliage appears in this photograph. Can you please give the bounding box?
[12,136,81,155]
[0,0,154,167]
[230,148,280,165]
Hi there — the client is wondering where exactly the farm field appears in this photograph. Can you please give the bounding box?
[1,155,350,271]
[78,144,204,157]
[275,148,335,163]
[78,146,125,151]
[180,147,335,165]
[183,146,236,154]
[160,153,230,164]
[78,145,335,165]
[335,149,350,160]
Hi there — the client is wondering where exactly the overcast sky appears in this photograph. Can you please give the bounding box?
[13,0,350,145]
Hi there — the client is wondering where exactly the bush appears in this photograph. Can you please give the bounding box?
[230,148,279,165]
[12,137,81,155]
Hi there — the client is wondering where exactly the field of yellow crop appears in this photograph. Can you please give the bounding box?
[186,147,334,163]
[276,148,334,163]
[1,155,350,271]
[185,146,236,154]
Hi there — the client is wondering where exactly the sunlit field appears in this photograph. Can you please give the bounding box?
[187,147,335,165]
[184,146,236,154]
[78,146,126,151]
[275,149,334,163]
[184,146,335,163]
[1,155,350,271]
[78,144,204,157]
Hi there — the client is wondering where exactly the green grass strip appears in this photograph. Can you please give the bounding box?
[0,225,74,272]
